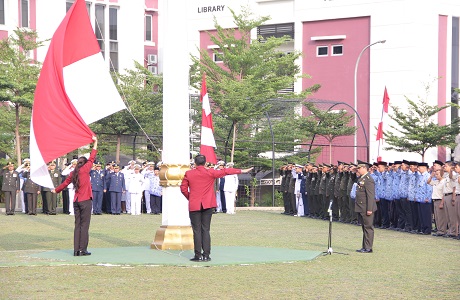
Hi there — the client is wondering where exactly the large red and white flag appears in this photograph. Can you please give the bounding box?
[30,0,125,188]
[199,73,217,164]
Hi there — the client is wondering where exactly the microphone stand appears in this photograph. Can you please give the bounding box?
[322,199,348,256]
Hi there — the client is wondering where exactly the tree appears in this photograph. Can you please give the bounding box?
[191,6,318,163]
[90,62,163,162]
[303,101,357,164]
[384,83,460,161]
[0,28,43,165]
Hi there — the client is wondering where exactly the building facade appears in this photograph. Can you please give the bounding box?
[1,0,459,164]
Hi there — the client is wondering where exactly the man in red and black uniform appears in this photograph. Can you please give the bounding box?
[180,154,252,262]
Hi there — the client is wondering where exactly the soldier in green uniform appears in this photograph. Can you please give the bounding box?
[48,162,61,214]
[2,162,20,215]
[355,162,376,253]
[340,163,350,222]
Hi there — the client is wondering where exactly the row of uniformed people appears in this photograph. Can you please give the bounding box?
[370,160,433,235]
[93,160,163,215]
[280,162,359,224]
[280,159,459,240]
[4,159,162,216]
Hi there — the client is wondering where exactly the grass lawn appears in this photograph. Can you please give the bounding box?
[1,210,459,299]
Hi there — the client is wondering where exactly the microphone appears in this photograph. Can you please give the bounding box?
[327,200,333,213]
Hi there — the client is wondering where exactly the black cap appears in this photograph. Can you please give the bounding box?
[402,159,410,165]
[394,161,402,165]
[357,161,372,168]
[418,162,429,167]
[433,160,444,166]
[377,161,387,166]
[409,161,418,166]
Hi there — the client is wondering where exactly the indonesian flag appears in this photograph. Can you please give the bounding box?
[199,73,217,164]
[382,86,390,113]
[30,0,125,188]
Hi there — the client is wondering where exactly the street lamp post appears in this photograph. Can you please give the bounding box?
[353,40,386,162]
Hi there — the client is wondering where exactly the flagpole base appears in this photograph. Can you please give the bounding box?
[151,225,194,250]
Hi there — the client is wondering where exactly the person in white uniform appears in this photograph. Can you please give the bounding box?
[62,159,77,215]
[294,164,305,216]
[142,162,154,214]
[224,162,239,214]
[126,165,144,215]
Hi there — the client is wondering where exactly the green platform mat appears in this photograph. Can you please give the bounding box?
[26,246,321,266]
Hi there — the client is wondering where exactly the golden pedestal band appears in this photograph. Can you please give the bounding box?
[151,225,194,250]
[159,163,190,186]
[152,163,193,251]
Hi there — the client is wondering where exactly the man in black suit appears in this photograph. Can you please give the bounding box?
[355,161,376,253]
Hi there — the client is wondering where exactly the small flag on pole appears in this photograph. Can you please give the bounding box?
[376,122,384,141]
[199,73,217,164]
[383,86,390,113]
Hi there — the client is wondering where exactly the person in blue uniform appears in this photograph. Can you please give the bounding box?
[408,161,419,233]
[416,162,432,235]
[105,164,126,215]
[90,161,105,215]
[398,160,412,232]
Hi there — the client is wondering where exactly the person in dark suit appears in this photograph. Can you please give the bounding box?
[1,162,20,215]
[52,136,98,257]
[90,161,105,215]
[20,167,41,215]
[61,165,70,214]
[43,161,61,215]
[355,161,377,253]
[180,154,252,262]
[105,164,126,215]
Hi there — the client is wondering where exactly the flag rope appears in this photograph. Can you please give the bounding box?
[94,18,160,153]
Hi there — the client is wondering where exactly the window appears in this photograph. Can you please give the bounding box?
[66,1,90,14]
[332,45,343,56]
[21,0,29,28]
[257,23,294,42]
[0,0,5,25]
[66,1,73,12]
[95,4,105,57]
[109,7,118,72]
[213,52,223,63]
[317,46,328,57]
[145,15,152,41]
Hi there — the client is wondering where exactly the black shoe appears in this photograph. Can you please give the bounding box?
[79,250,91,256]
[357,248,373,253]
[74,251,81,256]
[202,255,211,262]
[356,248,365,253]
[190,255,202,262]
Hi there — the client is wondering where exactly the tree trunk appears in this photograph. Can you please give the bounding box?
[329,141,332,165]
[15,105,21,166]
[230,121,237,163]
[250,182,255,207]
[116,134,121,163]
